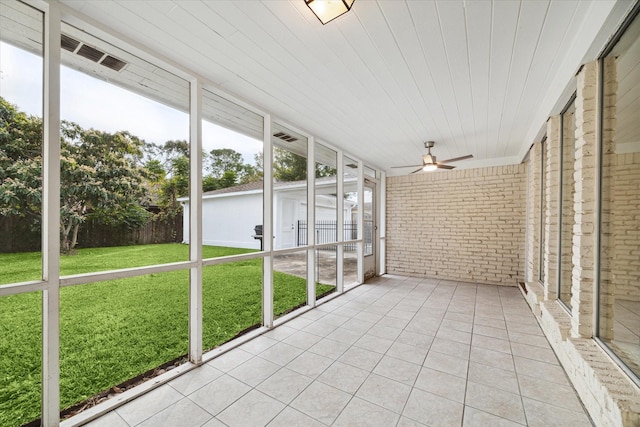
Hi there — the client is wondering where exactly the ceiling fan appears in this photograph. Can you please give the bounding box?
[391,141,473,173]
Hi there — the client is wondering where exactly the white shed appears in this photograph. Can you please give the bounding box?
[180,178,356,250]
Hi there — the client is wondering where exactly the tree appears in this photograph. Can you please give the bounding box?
[157,155,189,218]
[201,148,261,190]
[59,123,151,252]
[0,97,152,253]
[272,148,336,182]
[208,148,243,178]
[162,140,190,164]
[0,98,43,226]
[239,153,263,184]
[144,159,166,182]
[274,148,307,182]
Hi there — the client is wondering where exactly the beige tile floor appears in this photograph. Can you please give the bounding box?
[86,275,593,427]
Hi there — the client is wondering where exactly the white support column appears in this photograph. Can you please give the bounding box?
[545,116,561,300]
[42,4,61,426]
[307,137,316,307]
[357,160,364,284]
[263,115,274,328]
[524,149,533,282]
[571,61,599,338]
[336,153,344,293]
[378,170,386,275]
[188,80,203,364]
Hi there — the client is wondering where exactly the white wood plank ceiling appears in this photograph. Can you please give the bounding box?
[46,1,633,172]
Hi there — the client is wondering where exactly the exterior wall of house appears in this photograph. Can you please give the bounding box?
[385,164,526,286]
[524,142,542,284]
[609,152,640,302]
[521,60,640,427]
[183,187,354,250]
[182,192,263,249]
[545,116,562,301]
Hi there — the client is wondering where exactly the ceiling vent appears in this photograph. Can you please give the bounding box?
[77,43,104,62]
[61,34,80,52]
[100,55,127,72]
[60,34,128,72]
[273,131,299,143]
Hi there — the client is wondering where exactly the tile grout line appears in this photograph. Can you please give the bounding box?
[327,276,417,426]
[460,281,478,427]
[391,278,456,426]
[500,286,530,427]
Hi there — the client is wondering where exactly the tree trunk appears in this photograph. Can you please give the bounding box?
[70,223,80,251]
[61,221,72,253]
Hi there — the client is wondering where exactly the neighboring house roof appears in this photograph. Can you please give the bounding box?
[202,180,264,197]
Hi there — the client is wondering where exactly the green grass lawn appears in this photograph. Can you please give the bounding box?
[0,244,334,427]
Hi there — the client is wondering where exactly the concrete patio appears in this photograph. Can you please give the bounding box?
[273,250,359,287]
[85,275,592,427]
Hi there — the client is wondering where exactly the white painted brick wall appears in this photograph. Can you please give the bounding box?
[545,116,561,300]
[522,59,640,427]
[385,164,526,286]
[561,108,576,307]
[525,142,542,283]
[610,152,640,302]
[572,61,598,338]
[599,55,617,340]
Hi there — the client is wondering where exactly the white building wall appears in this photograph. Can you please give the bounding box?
[182,192,263,250]
[183,183,356,250]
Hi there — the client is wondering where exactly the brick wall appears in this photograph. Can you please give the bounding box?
[385,164,526,286]
[525,142,542,283]
[571,61,598,337]
[521,59,640,427]
[610,152,640,301]
[545,116,561,300]
[599,55,617,339]
[601,49,639,305]
[560,106,576,308]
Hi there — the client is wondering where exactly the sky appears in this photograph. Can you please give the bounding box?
[0,41,262,165]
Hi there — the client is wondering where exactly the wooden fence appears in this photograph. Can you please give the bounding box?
[0,213,183,253]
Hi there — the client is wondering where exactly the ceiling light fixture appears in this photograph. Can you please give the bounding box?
[422,164,438,172]
[305,0,355,25]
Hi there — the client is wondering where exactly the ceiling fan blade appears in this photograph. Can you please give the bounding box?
[438,154,474,164]
[390,164,423,168]
[409,167,424,174]
[436,164,455,170]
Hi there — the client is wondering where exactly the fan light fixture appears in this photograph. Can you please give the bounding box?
[390,141,474,174]
[305,0,355,25]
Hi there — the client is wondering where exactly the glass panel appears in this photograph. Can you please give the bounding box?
[200,89,263,255]
[59,271,189,415]
[0,291,42,427]
[344,157,358,286]
[599,12,640,382]
[273,250,310,319]
[364,165,376,178]
[539,139,546,282]
[364,185,374,257]
[559,100,576,309]
[315,143,338,300]
[314,245,337,301]
[343,245,358,286]
[343,157,358,243]
[59,22,189,272]
[0,2,43,285]
[272,123,307,250]
[315,143,338,243]
[203,261,262,350]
